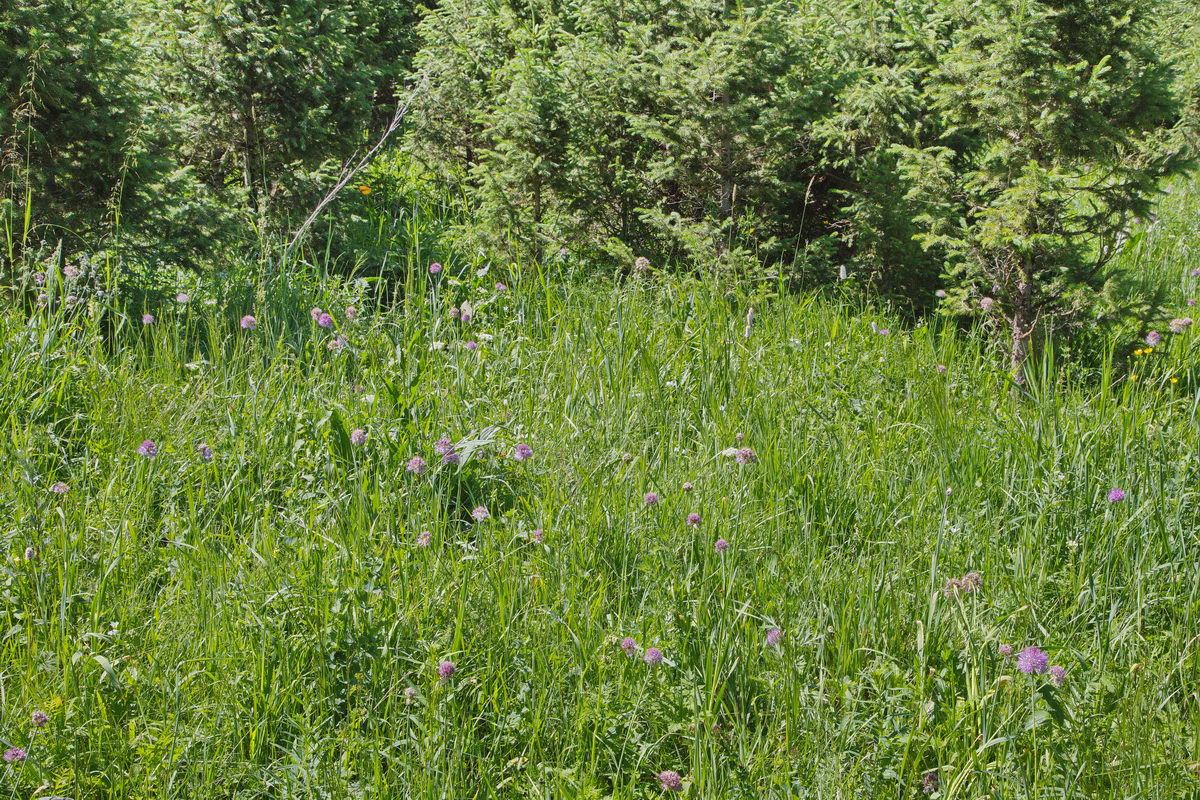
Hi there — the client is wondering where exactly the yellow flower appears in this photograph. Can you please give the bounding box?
[1145,347,1154,354]
[357,185,372,195]
[1130,375,1139,381]
[1133,349,1143,356]
[1171,377,1179,384]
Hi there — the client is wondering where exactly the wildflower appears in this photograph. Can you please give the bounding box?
[431,340,446,351]
[1146,331,1162,346]
[406,456,427,474]
[878,328,890,335]
[350,428,367,445]
[317,312,334,328]
[404,686,418,703]
[940,577,962,597]
[634,256,651,272]
[435,438,455,455]
[686,512,701,527]
[935,289,947,298]
[416,530,432,547]
[1189,299,1197,306]
[197,444,213,462]
[464,341,478,351]
[429,262,443,275]
[1049,665,1066,685]
[682,482,694,492]
[766,628,782,647]
[1171,377,1180,384]
[345,306,358,320]
[621,453,634,463]
[1170,317,1193,333]
[32,710,48,727]
[327,335,348,352]
[999,644,1014,656]
[980,297,995,311]
[512,443,533,461]
[3,747,26,763]
[1016,646,1049,675]
[495,282,508,291]
[1107,488,1126,503]
[142,313,155,325]
[962,571,982,590]
[137,440,158,458]
[471,506,489,522]
[240,315,256,329]
[357,185,372,195]
[643,647,663,665]
[310,307,323,321]
[922,773,939,795]
[531,529,544,543]
[440,450,460,465]
[33,273,46,286]
[734,432,745,442]
[448,307,461,320]
[714,538,730,553]
[50,482,69,494]
[63,265,80,279]
[24,546,36,560]
[437,661,456,680]
[1192,268,1200,277]
[176,293,189,303]
[657,770,683,791]
[936,364,947,373]
[644,492,659,506]
[735,447,756,464]
[621,637,637,654]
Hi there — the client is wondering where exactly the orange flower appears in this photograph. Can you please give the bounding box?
[357,185,372,195]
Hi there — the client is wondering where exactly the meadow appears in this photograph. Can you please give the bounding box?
[1,166,1199,798]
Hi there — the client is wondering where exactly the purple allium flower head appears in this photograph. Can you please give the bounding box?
[197,444,213,462]
[406,456,427,474]
[63,265,80,279]
[471,505,489,522]
[714,538,730,553]
[644,492,660,506]
[3,747,26,763]
[512,443,533,461]
[350,428,367,445]
[137,440,158,458]
[416,530,432,547]
[435,438,454,455]
[980,297,995,311]
[51,482,69,494]
[620,636,637,654]
[1016,646,1049,675]
[936,364,948,373]
[878,328,890,335]
[735,447,756,464]
[310,307,323,322]
[327,335,348,351]
[495,282,508,291]
[176,293,189,303]
[686,512,701,527]
[922,773,939,794]
[464,340,479,351]
[345,306,358,320]
[1107,488,1126,503]
[1170,317,1193,333]
[634,256,651,272]
[317,312,334,328]
[429,262,443,275]
[1192,268,1200,277]
[734,432,745,442]
[682,481,694,492]
[437,660,456,680]
[935,289,947,298]
[531,528,544,543]
[32,710,49,727]
[766,628,782,647]
[441,451,460,465]
[33,272,46,286]
[240,315,257,329]
[941,577,963,597]
[142,313,155,325]
[657,770,683,791]
[1146,330,1161,346]
[1189,299,1197,306]
[448,307,461,321]
[403,686,418,703]
[999,644,1014,656]
[643,647,663,664]
[1049,664,1066,685]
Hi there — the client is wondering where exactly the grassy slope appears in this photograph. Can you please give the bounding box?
[1,181,1199,798]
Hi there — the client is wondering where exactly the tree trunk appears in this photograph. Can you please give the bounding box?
[1010,256,1034,384]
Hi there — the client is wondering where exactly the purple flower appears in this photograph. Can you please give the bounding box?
[999,644,1014,656]
[63,265,80,279]
[435,438,454,455]
[714,538,730,553]
[441,451,460,465]
[734,432,745,442]
[1016,646,1049,675]
[345,306,358,320]
[50,482,69,494]
[657,770,683,791]
[32,710,48,727]
[429,262,443,275]
[406,456,427,474]
[197,444,213,462]
[495,282,508,291]
[464,340,478,351]
[1049,664,1066,685]
[3,747,26,763]
[176,293,189,303]
[1188,299,1197,306]
[437,660,456,680]
[644,492,659,506]
[1146,330,1161,346]
[531,528,544,543]
[1191,268,1200,277]
[643,647,663,665]
[137,440,158,458]
[922,773,939,794]
[416,530,432,547]
[765,628,782,647]
[620,636,637,654]
[317,312,334,328]
[512,443,533,461]
[877,328,890,335]
[24,546,35,560]
[310,307,323,321]
[681,482,694,492]
[936,364,947,373]
[33,272,46,286]
[734,447,756,464]
[1107,488,1126,503]
[240,315,257,329]
[980,296,995,311]
[634,256,651,272]
[1170,317,1193,333]
[686,512,701,527]
[935,289,947,298]
[350,428,367,446]
[142,313,155,325]
[327,335,348,352]
[471,505,489,522]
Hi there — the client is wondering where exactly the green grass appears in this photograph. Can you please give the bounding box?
[2,178,1200,799]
